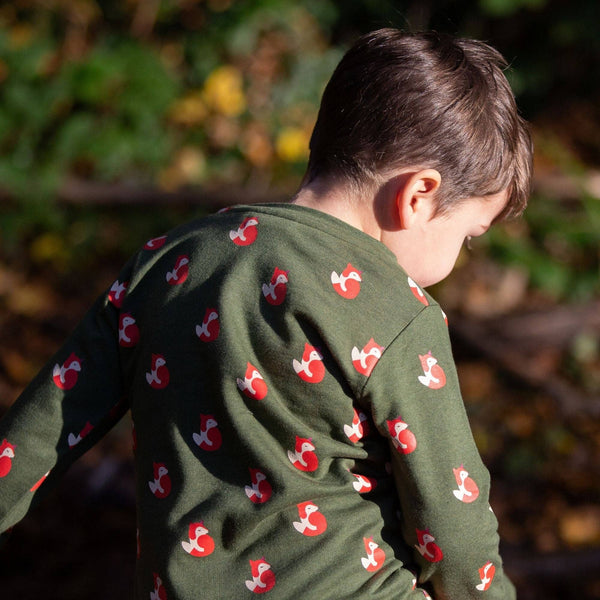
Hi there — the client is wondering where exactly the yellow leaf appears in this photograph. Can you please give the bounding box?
[30,233,69,270]
[202,65,246,117]
[560,506,600,547]
[275,127,310,163]
[169,91,208,127]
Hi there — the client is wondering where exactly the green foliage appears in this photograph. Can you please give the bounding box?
[479,0,546,18]
[485,190,600,301]
[0,24,180,246]
[0,0,598,302]
[0,0,342,218]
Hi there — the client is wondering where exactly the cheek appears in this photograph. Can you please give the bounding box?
[423,239,465,287]
[444,238,467,271]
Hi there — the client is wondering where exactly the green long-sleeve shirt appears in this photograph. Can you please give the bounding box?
[0,203,515,599]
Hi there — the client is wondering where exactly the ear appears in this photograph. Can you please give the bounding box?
[395,169,441,229]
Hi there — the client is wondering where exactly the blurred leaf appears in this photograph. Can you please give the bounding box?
[52,113,96,164]
[5,280,58,318]
[67,53,122,106]
[202,65,246,116]
[560,506,600,548]
[0,351,39,385]
[504,443,544,478]
[479,0,547,17]
[275,126,310,163]
[0,0,597,310]
[29,232,69,270]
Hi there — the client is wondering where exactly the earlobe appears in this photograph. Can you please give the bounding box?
[395,169,441,229]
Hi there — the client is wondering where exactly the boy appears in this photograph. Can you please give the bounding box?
[0,29,532,598]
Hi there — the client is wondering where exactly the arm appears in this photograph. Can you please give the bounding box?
[365,305,516,600]
[0,271,131,538]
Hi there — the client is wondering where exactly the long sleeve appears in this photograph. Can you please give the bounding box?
[0,272,131,538]
[364,305,516,600]
[0,204,517,599]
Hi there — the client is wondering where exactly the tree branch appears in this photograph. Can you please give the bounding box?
[449,306,600,419]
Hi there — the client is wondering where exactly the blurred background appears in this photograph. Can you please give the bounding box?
[0,0,598,598]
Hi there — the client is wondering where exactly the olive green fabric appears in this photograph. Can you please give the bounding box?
[0,204,515,599]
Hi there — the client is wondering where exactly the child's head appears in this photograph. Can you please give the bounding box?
[305,29,533,221]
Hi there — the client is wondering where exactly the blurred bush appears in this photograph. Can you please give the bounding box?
[0,0,598,302]
[0,0,342,243]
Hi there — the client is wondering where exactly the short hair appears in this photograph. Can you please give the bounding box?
[306,29,533,220]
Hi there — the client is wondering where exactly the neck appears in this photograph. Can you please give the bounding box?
[291,178,381,239]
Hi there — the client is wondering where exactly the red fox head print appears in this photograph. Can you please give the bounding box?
[229,216,259,246]
[0,439,16,477]
[331,263,362,299]
[417,352,446,389]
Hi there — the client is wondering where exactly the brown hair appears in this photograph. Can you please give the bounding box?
[306,29,533,219]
